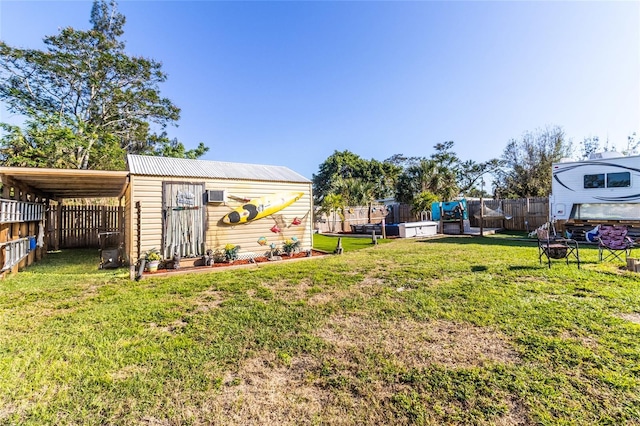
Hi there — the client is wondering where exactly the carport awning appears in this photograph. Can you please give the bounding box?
[0,167,129,199]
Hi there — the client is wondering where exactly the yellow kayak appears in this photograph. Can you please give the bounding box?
[222,192,304,225]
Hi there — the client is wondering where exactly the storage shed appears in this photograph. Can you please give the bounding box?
[0,155,312,276]
[125,155,313,267]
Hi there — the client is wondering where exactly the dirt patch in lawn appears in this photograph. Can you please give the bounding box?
[257,275,388,306]
[206,352,419,425]
[495,398,530,426]
[317,315,519,369]
[258,278,314,302]
[207,353,331,425]
[193,289,225,313]
[147,319,188,334]
[203,315,524,425]
[110,364,150,381]
[618,312,640,324]
[558,330,599,349]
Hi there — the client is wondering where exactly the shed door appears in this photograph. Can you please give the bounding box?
[162,182,205,259]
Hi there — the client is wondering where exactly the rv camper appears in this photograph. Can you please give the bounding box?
[550,152,640,240]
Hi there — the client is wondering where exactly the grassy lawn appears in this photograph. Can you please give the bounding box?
[313,233,392,252]
[486,229,531,239]
[1,237,639,425]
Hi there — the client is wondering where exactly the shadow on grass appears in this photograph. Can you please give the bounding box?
[471,265,488,272]
[417,235,536,248]
[26,248,128,276]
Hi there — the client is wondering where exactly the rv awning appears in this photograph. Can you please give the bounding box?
[0,167,129,199]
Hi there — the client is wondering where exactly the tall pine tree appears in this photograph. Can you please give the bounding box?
[0,0,207,170]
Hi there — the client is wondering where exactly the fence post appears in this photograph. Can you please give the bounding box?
[381,218,386,239]
[480,198,484,236]
[56,205,63,251]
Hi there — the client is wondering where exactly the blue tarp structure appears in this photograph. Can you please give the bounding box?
[431,199,468,221]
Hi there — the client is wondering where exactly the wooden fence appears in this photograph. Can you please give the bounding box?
[386,203,416,223]
[467,197,549,232]
[315,198,549,234]
[47,205,123,249]
[315,205,389,233]
[378,198,548,232]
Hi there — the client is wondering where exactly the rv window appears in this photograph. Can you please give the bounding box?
[584,174,605,189]
[607,172,630,188]
[571,203,640,220]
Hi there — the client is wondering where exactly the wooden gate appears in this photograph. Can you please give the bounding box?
[47,205,123,249]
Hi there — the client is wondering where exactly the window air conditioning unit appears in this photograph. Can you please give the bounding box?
[205,190,226,203]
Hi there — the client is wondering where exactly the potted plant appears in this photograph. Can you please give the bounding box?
[224,244,240,263]
[281,238,301,256]
[144,248,162,272]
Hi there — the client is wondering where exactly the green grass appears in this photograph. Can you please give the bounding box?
[1,237,639,425]
[312,232,392,252]
[486,229,531,239]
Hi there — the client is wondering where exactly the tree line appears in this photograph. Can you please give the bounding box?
[313,126,638,217]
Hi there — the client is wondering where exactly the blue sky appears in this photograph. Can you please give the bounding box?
[1,1,638,180]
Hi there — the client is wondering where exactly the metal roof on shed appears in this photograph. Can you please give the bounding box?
[126,155,310,183]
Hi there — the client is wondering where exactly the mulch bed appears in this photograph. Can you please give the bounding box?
[143,250,327,277]
[211,249,326,268]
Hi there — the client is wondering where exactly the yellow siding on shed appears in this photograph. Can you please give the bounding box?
[127,176,313,262]
[130,176,165,260]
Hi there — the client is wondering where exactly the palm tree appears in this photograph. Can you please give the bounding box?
[411,191,439,220]
[415,159,459,201]
[320,193,345,233]
[332,177,377,224]
[332,178,374,205]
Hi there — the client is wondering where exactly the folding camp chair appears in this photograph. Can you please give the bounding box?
[597,225,635,263]
[537,226,580,269]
